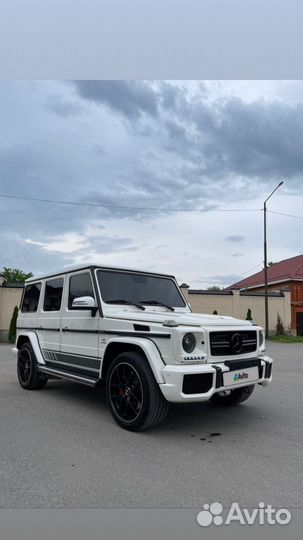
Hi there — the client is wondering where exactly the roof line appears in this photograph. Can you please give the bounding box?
[25,264,175,283]
[238,277,303,290]
[227,254,303,289]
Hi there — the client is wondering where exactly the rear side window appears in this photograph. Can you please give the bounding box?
[68,272,95,309]
[43,278,64,312]
[21,283,41,312]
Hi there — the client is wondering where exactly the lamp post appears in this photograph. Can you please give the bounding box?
[263,181,284,338]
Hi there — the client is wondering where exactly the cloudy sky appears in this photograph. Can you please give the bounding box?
[0,80,302,287]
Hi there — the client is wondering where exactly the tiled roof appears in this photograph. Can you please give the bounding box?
[227,254,303,290]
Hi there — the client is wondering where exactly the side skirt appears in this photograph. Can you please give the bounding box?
[38,365,100,387]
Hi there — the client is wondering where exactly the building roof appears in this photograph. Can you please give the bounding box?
[226,254,303,290]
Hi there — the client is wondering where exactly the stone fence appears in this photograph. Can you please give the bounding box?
[180,285,291,334]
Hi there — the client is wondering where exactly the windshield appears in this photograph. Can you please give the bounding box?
[97,270,186,308]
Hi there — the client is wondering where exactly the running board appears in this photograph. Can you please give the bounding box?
[38,365,99,387]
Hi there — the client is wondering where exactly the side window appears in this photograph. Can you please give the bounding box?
[43,278,64,312]
[21,283,41,312]
[68,272,95,309]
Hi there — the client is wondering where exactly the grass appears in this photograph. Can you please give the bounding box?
[269,334,303,344]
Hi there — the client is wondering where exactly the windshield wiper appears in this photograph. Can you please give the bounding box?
[140,300,175,312]
[106,299,145,310]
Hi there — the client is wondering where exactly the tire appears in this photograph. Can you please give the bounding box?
[17,342,48,390]
[210,385,255,406]
[106,351,169,431]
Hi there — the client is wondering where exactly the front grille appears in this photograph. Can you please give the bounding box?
[210,330,257,356]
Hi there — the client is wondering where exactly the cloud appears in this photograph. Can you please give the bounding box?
[25,229,138,261]
[164,96,302,184]
[0,80,301,287]
[25,233,88,254]
[199,274,244,286]
[43,80,302,213]
[73,80,159,119]
[225,235,245,242]
[217,99,302,180]
[45,97,84,118]
[74,81,303,188]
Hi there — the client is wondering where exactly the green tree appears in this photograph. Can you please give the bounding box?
[246,308,253,321]
[276,313,285,335]
[207,286,222,291]
[8,306,19,343]
[2,267,33,283]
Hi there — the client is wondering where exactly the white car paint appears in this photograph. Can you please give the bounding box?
[14,264,273,402]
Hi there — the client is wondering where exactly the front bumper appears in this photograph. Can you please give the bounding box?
[159,356,273,403]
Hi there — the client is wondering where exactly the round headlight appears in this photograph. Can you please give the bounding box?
[259,330,264,347]
[182,333,196,353]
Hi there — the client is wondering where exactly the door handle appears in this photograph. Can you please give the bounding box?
[62,327,69,332]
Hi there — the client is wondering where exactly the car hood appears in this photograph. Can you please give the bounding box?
[107,309,255,328]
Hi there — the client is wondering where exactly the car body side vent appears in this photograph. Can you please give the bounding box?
[133,324,150,332]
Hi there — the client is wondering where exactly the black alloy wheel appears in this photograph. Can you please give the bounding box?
[106,351,169,431]
[17,346,33,385]
[17,342,48,390]
[108,362,143,423]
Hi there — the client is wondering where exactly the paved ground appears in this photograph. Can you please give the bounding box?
[0,342,302,508]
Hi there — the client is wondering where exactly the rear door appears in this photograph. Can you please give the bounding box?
[37,277,64,358]
[19,281,42,332]
[59,271,100,376]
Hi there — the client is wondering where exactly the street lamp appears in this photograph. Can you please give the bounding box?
[263,181,284,338]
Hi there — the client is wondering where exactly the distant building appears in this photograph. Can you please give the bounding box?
[226,254,303,336]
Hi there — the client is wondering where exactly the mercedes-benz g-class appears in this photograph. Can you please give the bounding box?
[14,264,273,431]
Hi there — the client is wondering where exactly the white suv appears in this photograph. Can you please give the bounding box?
[14,264,273,431]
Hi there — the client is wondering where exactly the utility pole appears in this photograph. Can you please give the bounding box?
[263,181,284,338]
[264,199,268,338]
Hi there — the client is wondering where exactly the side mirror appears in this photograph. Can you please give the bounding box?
[71,296,98,316]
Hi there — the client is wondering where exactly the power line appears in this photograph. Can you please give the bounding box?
[1,193,301,218]
[200,262,263,287]
[241,261,264,277]
[267,210,303,220]
[0,193,261,213]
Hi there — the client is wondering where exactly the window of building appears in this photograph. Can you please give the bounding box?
[43,278,64,312]
[21,283,41,312]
